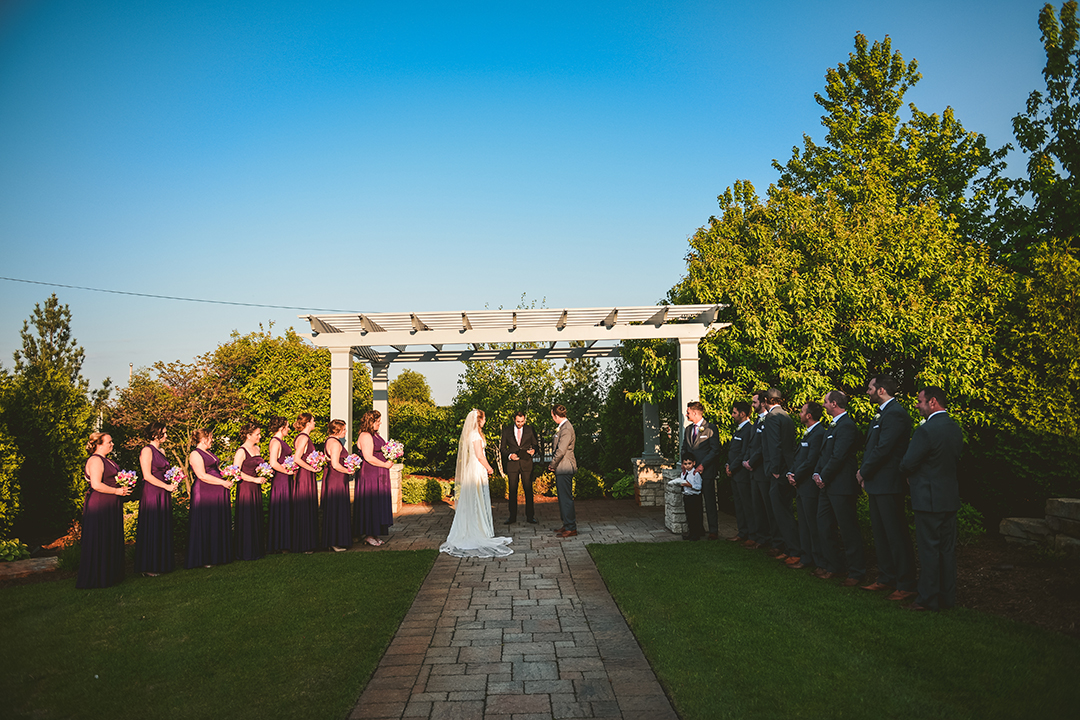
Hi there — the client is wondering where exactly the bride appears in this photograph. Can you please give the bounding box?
[439,409,513,558]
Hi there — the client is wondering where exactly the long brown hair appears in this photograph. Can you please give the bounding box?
[358,410,381,436]
[293,412,314,433]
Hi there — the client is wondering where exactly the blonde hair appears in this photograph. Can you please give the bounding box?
[85,432,109,455]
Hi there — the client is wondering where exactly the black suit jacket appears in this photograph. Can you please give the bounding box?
[727,420,753,482]
[762,406,796,479]
[899,412,963,513]
[745,413,767,482]
[859,398,911,495]
[682,420,721,480]
[789,422,825,496]
[500,424,539,473]
[814,413,862,495]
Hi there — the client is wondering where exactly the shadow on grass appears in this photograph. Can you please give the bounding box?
[589,541,1079,720]
[0,550,438,720]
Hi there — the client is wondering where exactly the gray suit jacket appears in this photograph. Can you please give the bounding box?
[898,412,963,513]
[551,419,577,475]
[860,398,911,495]
[681,420,721,480]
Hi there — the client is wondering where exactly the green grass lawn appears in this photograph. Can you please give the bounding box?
[0,550,437,720]
[590,541,1080,720]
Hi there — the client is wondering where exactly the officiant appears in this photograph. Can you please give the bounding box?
[500,411,539,524]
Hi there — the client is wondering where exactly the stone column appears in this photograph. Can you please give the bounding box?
[641,399,662,460]
[391,462,404,514]
[372,362,390,440]
[329,348,353,443]
[677,337,700,439]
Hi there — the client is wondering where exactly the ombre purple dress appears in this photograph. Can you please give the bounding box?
[290,433,319,553]
[76,455,126,589]
[355,434,394,538]
[134,444,174,574]
[186,448,232,568]
[320,437,352,549]
[236,448,266,561]
[267,437,293,553]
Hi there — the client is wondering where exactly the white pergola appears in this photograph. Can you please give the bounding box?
[299,304,729,451]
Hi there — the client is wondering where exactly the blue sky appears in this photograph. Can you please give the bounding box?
[0,0,1051,403]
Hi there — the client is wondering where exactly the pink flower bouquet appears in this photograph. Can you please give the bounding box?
[116,470,138,488]
[305,450,327,472]
[383,439,404,463]
[165,466,186,490]
[256,462,274,480]
[342,454,362,473]
[221,464,242,483]
[282,455,297,472]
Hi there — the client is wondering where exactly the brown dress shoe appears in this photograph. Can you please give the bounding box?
[811,568,829,578]
[861,582,894,592]
[784,556,803,566]
[726,535,743,542]
[774,553,789,561]
[819,571,843,580]
[707,533,719,540]
[743,540,761,549]
[887,590,917,602]
[788,562,808,569]
[764,548,782,558]
[556,529,578,538]
[842,578,861,587]
[905,602,931,611]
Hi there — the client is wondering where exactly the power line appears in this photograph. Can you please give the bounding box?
[0,276,359,314]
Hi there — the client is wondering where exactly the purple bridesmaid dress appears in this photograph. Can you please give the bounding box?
[290,433,319,553]
[320,437,352,549]
[134,444,175,574]
[267,437,293,553]
[236,448,266,561]
[354,434,394,538]
[186,448,233,568]
[76,455,125,589]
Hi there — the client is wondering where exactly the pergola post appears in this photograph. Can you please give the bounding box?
[371,361,390,440]
[640,398,662,460]
[329,348,353,443]
[677,337,700,439]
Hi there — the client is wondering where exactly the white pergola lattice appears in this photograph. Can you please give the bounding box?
[300,305,729,449]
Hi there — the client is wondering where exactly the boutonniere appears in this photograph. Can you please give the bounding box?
[919,418,926,426]
[873,413,881,421]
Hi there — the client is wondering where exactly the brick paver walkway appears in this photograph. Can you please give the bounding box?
[350,497,737,719]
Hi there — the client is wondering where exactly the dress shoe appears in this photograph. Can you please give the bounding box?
[707,533,719,540]
[860,582,894,592]
[726,535,744,542]
[905,602,932,612]
[504,518,516,525]
[743,540,761,549]
[842,578,861,587]
[818,571,843,580]
[526,517,538,524]
[774,553,790,561]
[788,561,809,569]
[556,529,578,538]
[784,556,803,566]
[886,590,917,602]
[682,533,701,541]
[554,527,567,535]
[764,548,782,558]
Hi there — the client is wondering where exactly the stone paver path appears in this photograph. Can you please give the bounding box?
[350,497,736,719]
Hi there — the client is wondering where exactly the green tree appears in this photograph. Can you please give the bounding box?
[556,356,603,470]
[2,296,104,539]
[0,370,23,538]
[1008,1,1080,259]
[389,369,434,405]
[774,33,1009,247]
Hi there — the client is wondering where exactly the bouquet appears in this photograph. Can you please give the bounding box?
[165,466,186,490]
[305,450,327,472]
[221,464,242,483]
[256,462,274,480]
[116,470,138,488]
[282,455,297,472]
[383,439,404,463]
[342,454,362,473]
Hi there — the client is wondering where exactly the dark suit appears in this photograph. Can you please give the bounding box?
[681,419,721,534]
[814,412,866,579]
[860,398,916,591]
[500,423,539,522]
[763,406,799,556]
[726,420,754,540]
[745,413,776,546]
[899,412,964,611]
[790,422,827,568]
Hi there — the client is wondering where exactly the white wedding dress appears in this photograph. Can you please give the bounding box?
[439,410,513,558]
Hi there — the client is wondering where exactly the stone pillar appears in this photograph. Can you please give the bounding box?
[677,337,700,440]
[329,348,353,443]
[391,462,404,514]
[663,467,688,534]
[641,399,662,460]
[372,362,390,440]
[631,456,674,507]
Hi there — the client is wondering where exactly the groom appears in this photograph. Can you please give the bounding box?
[550,404,577,538]
[500,411,539,524]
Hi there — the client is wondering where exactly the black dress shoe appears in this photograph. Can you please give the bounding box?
[526,517,538,524]
[504,518,516,524]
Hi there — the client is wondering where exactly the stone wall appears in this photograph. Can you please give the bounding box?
[663,468,687,534]
[999,498,1080,557]
[631,456,675,507]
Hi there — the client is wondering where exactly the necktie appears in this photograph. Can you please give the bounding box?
[516,427,522,445]
[692,424,698,443]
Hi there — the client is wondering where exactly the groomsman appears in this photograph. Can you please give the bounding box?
[899,386,964,612]
[857,375,917,600]
[813,390,866,585]
[762,388,799,561]
[549,405,578,538]
[681,401,722,539]
[786,401,827,570]
[725,401,754,543]
[500,411,539,525]
[742,391,776,550]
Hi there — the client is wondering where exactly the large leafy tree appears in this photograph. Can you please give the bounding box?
[2,296,107,539]
[775,33,1009,247]
[0,370,23,538]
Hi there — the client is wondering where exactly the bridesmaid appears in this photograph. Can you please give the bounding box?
[320,419,352,551]
[76,433,132,589]
[134,421,176,576]
[290,412,320,553]
[354,410,394,547]
[186,428,233,568]
[266,416,295,553]
[233,422,267,561]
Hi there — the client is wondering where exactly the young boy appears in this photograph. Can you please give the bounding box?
[681,454,704,540]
